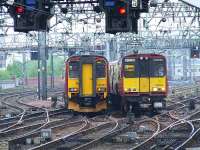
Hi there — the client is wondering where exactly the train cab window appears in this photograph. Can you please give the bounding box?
[123,58,138,77]
[96,61,106,78]
[139,59,149,77]
[150,58,166,77]
[69,62,79,78]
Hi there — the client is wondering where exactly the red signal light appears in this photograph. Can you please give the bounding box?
[118,7,126,15]
[16,6,25,14]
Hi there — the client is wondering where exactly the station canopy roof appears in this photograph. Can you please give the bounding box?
[179,0,200,9]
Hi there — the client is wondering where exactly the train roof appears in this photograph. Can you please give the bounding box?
[113,53,166,64]
[66,55,108,62]
[123,53,165,58]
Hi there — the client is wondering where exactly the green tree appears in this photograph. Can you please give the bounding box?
[7,61,23,78]
[47,56,64,77]
[26,61,38,77]
[0,70,10,80]
[26,56,64,78]
[0,56,65,80]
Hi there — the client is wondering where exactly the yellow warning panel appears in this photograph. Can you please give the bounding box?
[82,64,93,96]
[140,78,150,92]
[150,77,166,92]
[123,78,139,92]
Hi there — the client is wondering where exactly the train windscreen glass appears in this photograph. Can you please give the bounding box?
[69,62,79,78]
[150,58,165,77]
[96,61,106,78]
[123,58,138,77]
[139,59,149,77]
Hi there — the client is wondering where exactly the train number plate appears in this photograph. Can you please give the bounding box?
[125,58,135,62]
[0,141,8,150]
[80,98,95,107]
[154,102,163,108]
[84,98,92,101]
[140,104,150,108]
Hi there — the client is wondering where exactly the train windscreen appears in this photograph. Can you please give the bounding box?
[96,61,106,78]
[139,59,149,77]
[69,61,79,78]
[150,58,166,77]
[123,58,139,77]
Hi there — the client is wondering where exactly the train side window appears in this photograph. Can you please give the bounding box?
[150,58,165,77]
[96,61,106,78]
[69,62,79,78]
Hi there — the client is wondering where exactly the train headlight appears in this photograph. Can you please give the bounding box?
[152,87,165,92]
[153,87,158,91]
[131,88,136,92]
[69,88,78,92]
[97,87,106,92]
[124,88,136,92]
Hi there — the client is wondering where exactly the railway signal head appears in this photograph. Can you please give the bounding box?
[15,5,25,14]
[105,0,132,34]
[191,49,200,58]
[8,0,54,32]
[116,0,128,15]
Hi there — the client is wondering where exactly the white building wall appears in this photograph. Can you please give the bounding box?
[165,48,200,81]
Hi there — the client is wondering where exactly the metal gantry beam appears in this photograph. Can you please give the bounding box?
[140,2,200,38]
[0,1,199,57]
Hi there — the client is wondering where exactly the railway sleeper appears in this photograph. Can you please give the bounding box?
[150,144,174,150]
[156,138,175,144]
[106,134,138,143]
[64,138,93,143]
[153,141,187,150]
[155,137,188,146]
[56,138,93,149]
[156,134,191,139]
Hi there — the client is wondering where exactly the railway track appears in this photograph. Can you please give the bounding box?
[159,110,200,150]
[9,116,87,150]
[174,119,200,149]
[80,119,159,150]
[0,91,35,119]
[9,116,119,150]
[130,99,200,150]
[5,115,78,149]
[0,108,69,132]
[0,88,67,137]
[1,88,64,111]
[0,86,199,150]
[0,87,64,122]
[73,97,200,150]
[132,115,200,150]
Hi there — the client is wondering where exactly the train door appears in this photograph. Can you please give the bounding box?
[139,58,150,93]
[82,64,93,96]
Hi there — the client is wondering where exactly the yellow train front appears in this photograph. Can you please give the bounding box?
[65,55,109,113]
[117,54,168,114]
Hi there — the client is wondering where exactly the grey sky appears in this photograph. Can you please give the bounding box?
[179,0,200,8]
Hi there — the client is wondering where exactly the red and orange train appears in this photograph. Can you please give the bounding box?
[110,54,167,114]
